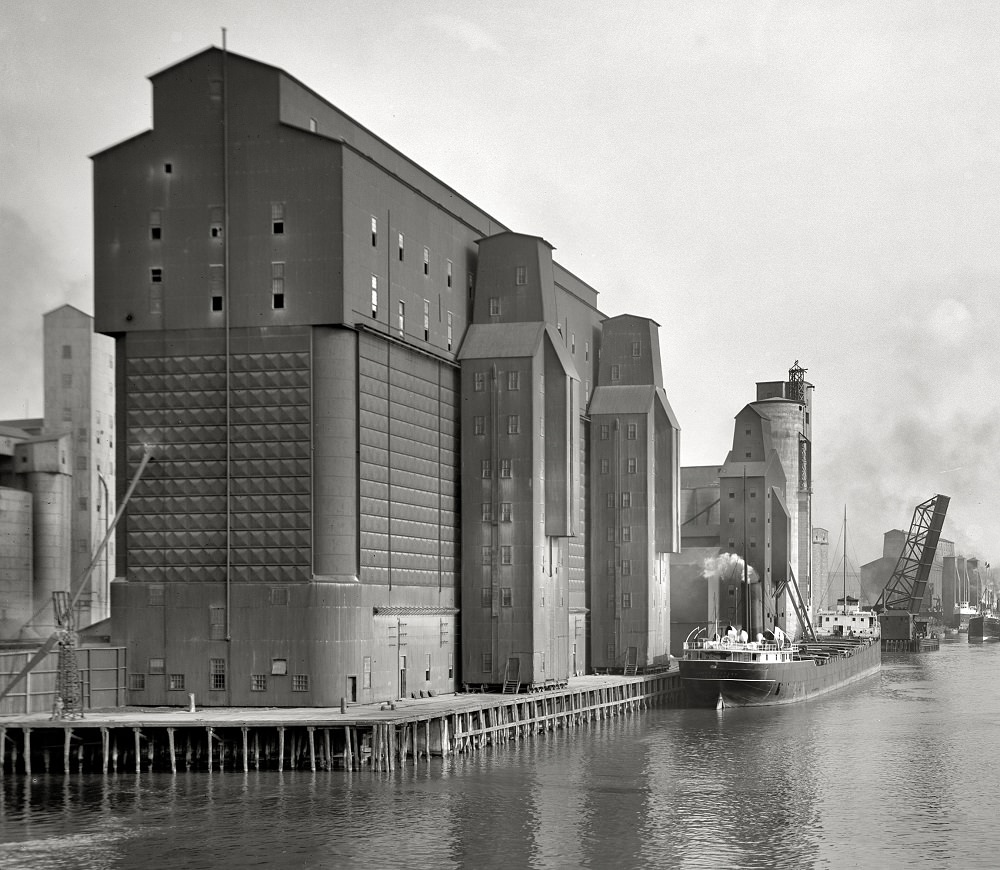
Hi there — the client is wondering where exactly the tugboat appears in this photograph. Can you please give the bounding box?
[968,612,1000,642]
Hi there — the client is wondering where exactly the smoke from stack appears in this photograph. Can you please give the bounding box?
[702,552,758,584]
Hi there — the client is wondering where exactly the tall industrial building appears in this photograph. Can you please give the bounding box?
[92,47,681,706]
[42,305,117,626]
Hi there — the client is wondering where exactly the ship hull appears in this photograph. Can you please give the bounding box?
[680,638,881,707]
[968,615,1000,642]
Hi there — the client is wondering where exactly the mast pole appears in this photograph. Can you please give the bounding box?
[744,466,750,637]
[843,505,847,614]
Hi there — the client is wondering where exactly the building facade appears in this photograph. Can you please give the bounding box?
[42,305,117,626]
[93,48,681,705]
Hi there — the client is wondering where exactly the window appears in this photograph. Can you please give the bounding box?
[729,491,735,499]
[622,526,632,542]
[292,674,309,692]
[481,587,492,607]
[627,458,637,474]
[622,492,631,508]
[309,117,317,132]
[271,659,288,675]
[515,265,527,285]
[398,232,405,261]
[209,606,226,640]
[626,423,637,440]
[269,587,290,605]
[164,163,172,174]
[585,340,590,361]
[607,527,615,542]
[501,587,512,607]
[622,592,632,608]
[500,502,512,522]
[169,674,185,691]
[481,546,491,565]
[447,312,453,350]
[507,415,520,435]
[750,490,757,498]
[397,300,405,335]
[423,299,430,339]
[371,216,378,247]
[729,514,735,524]
[210,206,224,239]
[632,341,641,357]
[148,658,165,675]
[129,674,146,691]
[447,260,453,287]
[481,459,491,478]
[148,585,165,606]
[474,415,485,435]
[363,656,372,689]
[539,417,544,436]
[507,370,520,390]
[425,654,431,681]
[75,455,88,472]
[500,458,512,478]
[622,560,632,576]
[251,674,267,692]
[61,344,72,360]
[468,272,475,299]
[209,263,224,312]
[271,202,285,234]
[600,458,610,474]
[272,262,285,309]
[600,424,609,440]
[489,297,501,316]
[571,333,576,353]
[482,502,493,522]
[610,364,620,381]
[150,209,162,240]
[607,493,615,508]
[448,654,454,679]
[474,371,485,391]
[151,267,162,283]
[607,559,615,576]
[423,246,430,275]
[501,546,512,565]
[482,652,493,672]
[210,658,226,691]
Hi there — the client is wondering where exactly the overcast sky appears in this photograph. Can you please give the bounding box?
[3,1,998,578]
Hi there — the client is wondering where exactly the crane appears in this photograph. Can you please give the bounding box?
[874,494,950,643]
[0,445,154,717]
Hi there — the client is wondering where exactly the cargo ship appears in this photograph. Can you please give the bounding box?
[680,628,881,708]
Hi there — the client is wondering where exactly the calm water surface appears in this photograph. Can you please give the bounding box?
[2,639,998,869]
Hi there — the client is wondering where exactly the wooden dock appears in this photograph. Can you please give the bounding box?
[0,671,683,775]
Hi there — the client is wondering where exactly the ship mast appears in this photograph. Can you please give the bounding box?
[842,506,847,614]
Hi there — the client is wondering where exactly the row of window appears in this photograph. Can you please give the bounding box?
[148,204,285,241]
[369,278,456,348]
[129,658,309,693]
[473,370,523,391]
[147,264,286,312]
[369,217,460,287]
[481,546,514,565]
[599,422,639,440]
[480,458,514,478]
[471,414,533,436]
[481,502,514,522]
[599,457,639,474]
[607,492,634,508]
[481,587,514,607]
[607,559,634,576]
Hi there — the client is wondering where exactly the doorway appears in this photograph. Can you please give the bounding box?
[347,675,357,703]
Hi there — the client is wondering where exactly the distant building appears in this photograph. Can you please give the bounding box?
[42,305,116,626]
[861,530,953,613]
[92,47,681,706]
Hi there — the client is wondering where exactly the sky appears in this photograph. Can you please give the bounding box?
[2,1,998,575]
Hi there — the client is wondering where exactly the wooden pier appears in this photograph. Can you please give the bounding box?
[0,671,683,775]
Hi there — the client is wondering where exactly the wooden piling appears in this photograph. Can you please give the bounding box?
[64,728,72,773]
[134,728,141,774]
[277,726,285,772]
[167,728,176,773]
[307,727,316,772]
[24,728,31,776]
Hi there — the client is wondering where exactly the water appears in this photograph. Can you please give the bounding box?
[2,639,998,869]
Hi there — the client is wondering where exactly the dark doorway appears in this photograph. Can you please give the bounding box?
[347,675,357,702]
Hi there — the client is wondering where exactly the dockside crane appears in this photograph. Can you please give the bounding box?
[0,445,154,716]
[874,494,950,645]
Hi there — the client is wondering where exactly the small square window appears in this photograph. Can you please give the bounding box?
[211,295,223,312]
[622,592,632,608]
[507,415,520,435]
[500,458,512,478]
[164,163,172,174]
[481,587,492,607]
[482,502,493,522]
[62,344,72,359]
[622,560,632,576]
[148,657,165,675]
[269,586,290,606]
[507,371,519,390]
[481,459,491,478]
[169,674,185,691]
[626,423,637,440]
[501,546,512,565]
[271,658,288,676]
[600,424,609,440]
[129,674,146,691]
[292,674,309,692]
[150,210,162,240]
[501,587,512,607]
[515,265,527,285]
[489,297,501,316]
[251,674,267,692]
[150,268,162,283]
[272,202,285,234]
[622,492,631,508]
[627,458,637,474]
[622,526,632,542]
[500,503,512,522]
